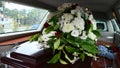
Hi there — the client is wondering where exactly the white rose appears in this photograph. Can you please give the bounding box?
[72,17,85,30]
[71,30,79,37]
[88,32,96,40]
[77,12,81,18]
[62,23,74,33]
[63,13,73,22]
[62,3,72,9]
[57,6,64,11]
[71,10,76,14]
[80,36,87,39]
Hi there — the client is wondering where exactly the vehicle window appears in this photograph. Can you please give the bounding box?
[110,19,120,32]
[0,1,48,34]
[96,20,108,31]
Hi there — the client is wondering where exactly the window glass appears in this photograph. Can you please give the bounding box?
[0,1,48,34]
[110,19,120,32]
[96,20,108,31]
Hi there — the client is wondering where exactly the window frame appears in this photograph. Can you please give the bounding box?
[0,1,50,38]
[0,12,49,37]
[96,20,108,32]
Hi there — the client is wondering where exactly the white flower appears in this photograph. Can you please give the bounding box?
[57,6,64,11]
[47,31,56,36]
[62,3,72,9]
[88,32,96,40]
[36,43,49,49]
[77,12,81,18]
[41,31,56,41]
[72,17,85,30]
[71,10,76,14]
[57,3,72,11]
[71,29,79,37]
[80,31,87,39]
[41,35,50,42]
[62,13,73,22]
[80,36,87,39]
[62,23,74,33]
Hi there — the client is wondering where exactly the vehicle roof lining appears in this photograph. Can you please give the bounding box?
[10,0,119,12]
[10,0,56,11]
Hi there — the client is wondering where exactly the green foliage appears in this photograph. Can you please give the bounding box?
[92,30,101,37]
[80,53,85,61]
[54,39,60,50]
[29,34,40,42]
[48,51,61,64]
[45,26,53,34]
[65,46,79,53]
[63,50,72,63]
[49,16,58,25]
[29,3,101,64]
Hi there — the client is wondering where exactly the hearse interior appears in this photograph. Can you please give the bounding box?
[0,0,120,68]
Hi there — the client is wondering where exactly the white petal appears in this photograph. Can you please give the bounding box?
[71,30,79,37]
[71,10,76,14]
[41,35,50,42]
[62,23,74,33]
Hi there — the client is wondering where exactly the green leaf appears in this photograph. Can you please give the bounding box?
[84,52,95,57]
[92,30,101,37]
[38,37,43,42]
[80,53,85,61]
[29,34,40,42]
[90,23,94,31]
[81,44,99,54]
[86,38,95,45]
[63,50,72,63]
[54,24,59,30]
[49,16,58,25]
[47,39,54,44]
[58,44,65,50]
[48,52,60,63]
[59,59,68,64]
[45,26,53,34]
[67,39,79,47]
[65,46,79,53]
[54,39,60,49]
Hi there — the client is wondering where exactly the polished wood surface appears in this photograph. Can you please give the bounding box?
[115,52,120,68]
[0,41,116,68]
[0,36,30,46]
[1,42,92,68]
[96,40,114,46]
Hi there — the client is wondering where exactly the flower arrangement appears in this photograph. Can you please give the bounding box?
[30,3,100,64]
